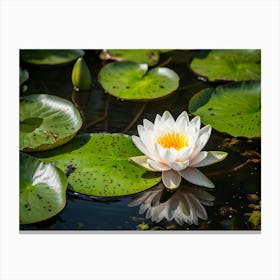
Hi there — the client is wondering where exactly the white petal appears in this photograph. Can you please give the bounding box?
[176,111,190,129]
[131,136,153,159]
[190,116,201,129]
[154,114,162,127]
[147,159,170,171]
[154,143,167,161]
[177,146,193,162]
[129,155,157,172]
[143,119,154,130]
[192,125,212,157]
[189,151,208,167]
[179,167,215,188]
[162,170,182,190]
[191,151,228,167]
[199,124,212,137]
[161,111,175,123]
[169,160,189,171]
[162,148,178,164]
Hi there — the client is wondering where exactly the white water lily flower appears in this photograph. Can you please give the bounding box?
[128,183,215,226]
[130,111,227,191]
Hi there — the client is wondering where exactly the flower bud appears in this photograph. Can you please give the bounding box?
[71,57,92,91]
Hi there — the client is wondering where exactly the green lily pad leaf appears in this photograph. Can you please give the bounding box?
[36,133,161,197]
[20,67,29,85]
[100,49,160,66]
[188,81,261,138]
[20,49,85,65]
[98,61,179,101]
[190,50,261,82]
[20,94,82,151]
[20,152,68,224]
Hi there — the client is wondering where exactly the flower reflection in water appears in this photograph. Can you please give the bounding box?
[129,183,215,226]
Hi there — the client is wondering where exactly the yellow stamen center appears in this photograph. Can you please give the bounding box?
[157,132,188,150]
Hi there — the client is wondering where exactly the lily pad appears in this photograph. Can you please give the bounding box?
[190,50,261,82]
[100,49,160,66]
[20,49,85,65]
[20,152,68,224]
[36,133,161,197]
[20,94,82,151]
[98,61,179,100]
[188,81,261,138]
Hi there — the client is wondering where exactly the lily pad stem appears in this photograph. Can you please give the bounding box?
[122,103,147,133]
[207,158,260,177]
[86,94,110,130]
[178,82,206,92]
[157,56,172,67]
[71,90,87,131]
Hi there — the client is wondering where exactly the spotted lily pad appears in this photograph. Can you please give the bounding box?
[188,81,261,138]
[20,152,68,224]
[98,61,179,101]
[20,49,85,65]
[190,50,261,82]
[20,94,82,151]
[36,133,161,197]
[100,49,160,66]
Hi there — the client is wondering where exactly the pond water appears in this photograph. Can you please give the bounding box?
[20,50,261,230]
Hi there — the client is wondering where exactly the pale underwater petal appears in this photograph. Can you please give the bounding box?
[191,151,228,167]
[128,191,152,207]
[179,167,215,188]
[187,186,215,202]
[162,170,182,190]
[187,193,208,220]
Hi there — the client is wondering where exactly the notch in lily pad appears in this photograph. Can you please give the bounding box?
[20,94,83,151]
[36,133,161,197]
[188,81,261,138]
[20,49,85,65]
[190,50,261,82]
[100,49,160,66]
[20,152,68,224]
[98,61,180,101]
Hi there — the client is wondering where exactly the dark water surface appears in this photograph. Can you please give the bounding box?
[20,50,261,230]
